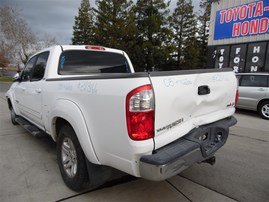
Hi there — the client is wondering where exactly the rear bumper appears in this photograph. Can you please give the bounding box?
[139,116,237,181]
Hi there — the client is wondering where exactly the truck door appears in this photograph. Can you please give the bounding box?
[15,52,49,128]
[15,56,37,119]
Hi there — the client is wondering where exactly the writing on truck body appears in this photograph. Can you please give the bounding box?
[6,45,237,191]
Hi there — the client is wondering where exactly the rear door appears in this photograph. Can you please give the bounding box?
[150,69,237,149]
[237,75,268,110]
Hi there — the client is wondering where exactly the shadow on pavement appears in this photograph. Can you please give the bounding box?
[235,108,260,118]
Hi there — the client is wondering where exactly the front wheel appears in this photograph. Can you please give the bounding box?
[258,101,269,120]
[57,124,89,191]
[10,106,18,125]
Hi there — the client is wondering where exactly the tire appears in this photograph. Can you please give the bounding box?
[10,106,18,125]
[57,124,89,191]
[258,101,269,120]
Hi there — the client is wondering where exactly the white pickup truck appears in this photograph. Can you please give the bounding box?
[6,45,238,191]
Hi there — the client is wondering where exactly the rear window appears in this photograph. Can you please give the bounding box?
[58,50,130,75]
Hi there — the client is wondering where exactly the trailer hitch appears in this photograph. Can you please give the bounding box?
[202,156,216,165]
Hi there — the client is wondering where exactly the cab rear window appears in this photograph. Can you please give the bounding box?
[58,50,130,75]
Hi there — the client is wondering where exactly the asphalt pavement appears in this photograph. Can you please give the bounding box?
[0,82,268,202]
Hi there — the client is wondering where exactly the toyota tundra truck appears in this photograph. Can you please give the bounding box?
[6,45,238,191]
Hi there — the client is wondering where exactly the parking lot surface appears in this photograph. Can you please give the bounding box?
[0,82,268,202]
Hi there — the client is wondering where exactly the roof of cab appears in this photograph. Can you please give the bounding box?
[61,45,124,54]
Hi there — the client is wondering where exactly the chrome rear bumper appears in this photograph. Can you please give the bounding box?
[139,116,237,181]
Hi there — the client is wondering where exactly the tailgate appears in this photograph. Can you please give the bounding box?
[150,68,237,149]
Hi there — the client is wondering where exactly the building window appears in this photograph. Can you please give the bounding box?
[245,43,266,72]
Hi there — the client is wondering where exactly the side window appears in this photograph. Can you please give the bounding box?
[240,75,268,87]
[32,52,49,81]
[21,56,37,82]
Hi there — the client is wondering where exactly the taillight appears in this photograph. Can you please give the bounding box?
[126,85,154,141]
[235,89,239,106]
[85,45,105,51]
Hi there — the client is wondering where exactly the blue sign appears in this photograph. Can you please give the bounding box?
[214,0,269,40]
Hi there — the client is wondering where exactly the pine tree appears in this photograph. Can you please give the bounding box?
[183,23,200,69]
[72,0,94,45]
[135,0,171,71]
[170,0,198,69]
[198,0,211,69]
[94,1,137,49]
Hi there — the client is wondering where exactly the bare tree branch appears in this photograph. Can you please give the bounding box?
[0,6,57,66]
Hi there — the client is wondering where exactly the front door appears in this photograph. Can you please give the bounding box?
[15,52,49,128]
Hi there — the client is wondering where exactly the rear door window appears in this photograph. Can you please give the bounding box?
[240,75,268,87]
[58,50,130,75]
[31,52,49,81]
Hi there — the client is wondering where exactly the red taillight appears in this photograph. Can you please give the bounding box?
[85,45,105,51]
[235,89,239,106]
[126,85,154,141]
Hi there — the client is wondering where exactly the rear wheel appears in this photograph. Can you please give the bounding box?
[258,101,269,120]
[57,124,89,191]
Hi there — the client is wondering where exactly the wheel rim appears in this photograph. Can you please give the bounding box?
[261,104,269,118]
[61,137,77,178]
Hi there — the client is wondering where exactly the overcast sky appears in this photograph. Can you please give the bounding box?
[0,0,200,45]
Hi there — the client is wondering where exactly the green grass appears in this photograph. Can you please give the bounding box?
[0,76,12,82]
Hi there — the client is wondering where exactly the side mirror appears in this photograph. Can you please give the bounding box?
[12,73,20,82]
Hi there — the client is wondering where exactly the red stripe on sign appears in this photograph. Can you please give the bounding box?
[264,6,269,11]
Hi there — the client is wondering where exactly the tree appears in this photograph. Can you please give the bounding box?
[198,0,211,69]
[0,6,37,65]
[0,51,9,68]
[93,0,137,61]
[182,24,200,69]
[72,0,95,45]
[135,0,172,71]
[0,6,56,67]
[169,0,198,69]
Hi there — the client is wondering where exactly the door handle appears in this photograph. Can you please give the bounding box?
[198,85,211,95]
[35,89,42,93]
[21,87,26,91]
[258,88,265,91]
